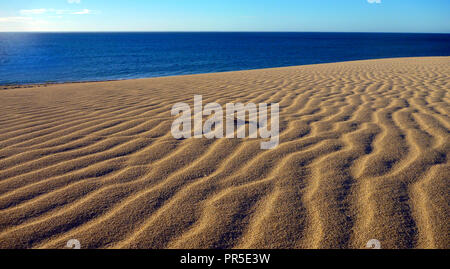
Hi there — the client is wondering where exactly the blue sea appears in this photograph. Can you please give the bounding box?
[0,32,449,85]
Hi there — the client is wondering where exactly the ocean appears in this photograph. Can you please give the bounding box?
[0,32,449,85]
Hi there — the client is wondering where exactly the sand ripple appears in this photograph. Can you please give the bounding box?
[0,57,448,249]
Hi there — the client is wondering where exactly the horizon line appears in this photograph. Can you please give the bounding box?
[1,30,450,34]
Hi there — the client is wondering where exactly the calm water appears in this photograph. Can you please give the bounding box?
[0,32,449,85]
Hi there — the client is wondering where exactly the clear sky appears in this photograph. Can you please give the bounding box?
[0,0,449,33]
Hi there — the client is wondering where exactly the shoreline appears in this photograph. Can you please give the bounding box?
[2,56,449,89]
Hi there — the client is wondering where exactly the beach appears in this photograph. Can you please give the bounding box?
[0,57,448,249]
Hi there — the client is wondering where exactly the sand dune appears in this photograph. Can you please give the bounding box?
[0,57,448,249]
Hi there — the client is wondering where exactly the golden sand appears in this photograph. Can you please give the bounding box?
[0,57,448,249]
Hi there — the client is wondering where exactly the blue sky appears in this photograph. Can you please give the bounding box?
[0,0,449,33]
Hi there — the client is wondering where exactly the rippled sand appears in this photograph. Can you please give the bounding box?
[0,57,448,249]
